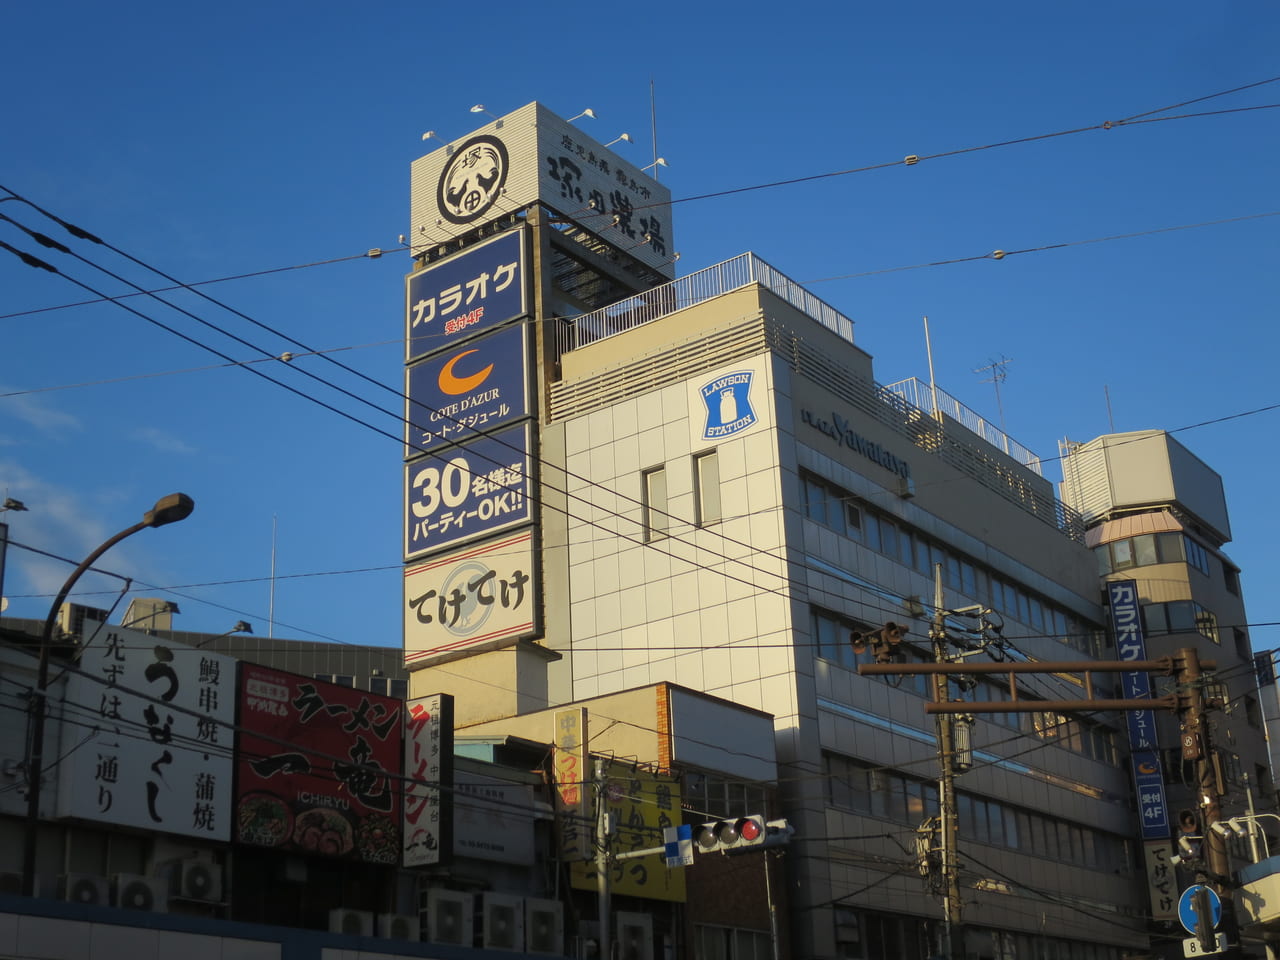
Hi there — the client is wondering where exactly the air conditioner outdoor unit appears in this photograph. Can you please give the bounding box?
[113,874,168,912]
[525,897,564,955]
[482,892,524,951]
[615,911,653,960]
[427,888,473,946]
[328,907,374,936]
[60,873,109,906]
[172,859,222,902]
[377,913,420,940]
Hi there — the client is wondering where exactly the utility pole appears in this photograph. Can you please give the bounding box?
[595,757,611,960]
[930,565,963,960]
[862,649,1233,955]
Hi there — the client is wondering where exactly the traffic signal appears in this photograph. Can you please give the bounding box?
[850,622,908,663]
[695,815,768,854]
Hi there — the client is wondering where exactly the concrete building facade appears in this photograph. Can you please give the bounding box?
[398,103,1240,960]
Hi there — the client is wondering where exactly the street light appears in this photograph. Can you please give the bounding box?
[194,619,253,649]
[21,492,194,897]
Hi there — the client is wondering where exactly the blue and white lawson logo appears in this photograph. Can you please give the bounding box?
[699,371,757,440]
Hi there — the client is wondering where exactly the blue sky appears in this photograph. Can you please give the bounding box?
[1,2,1276,656]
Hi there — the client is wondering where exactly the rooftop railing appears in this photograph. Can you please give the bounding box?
[558,252,855,353]
[881,377,1043,476]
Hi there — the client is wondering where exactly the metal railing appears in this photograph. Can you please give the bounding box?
[880,377,1043,477]
[558,252,855,353]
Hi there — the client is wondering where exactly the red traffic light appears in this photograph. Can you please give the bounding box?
[696,816,769,853]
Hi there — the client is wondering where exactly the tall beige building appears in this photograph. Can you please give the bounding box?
[402,103,1263,959]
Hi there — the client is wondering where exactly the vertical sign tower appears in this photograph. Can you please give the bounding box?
[401,103,675,688]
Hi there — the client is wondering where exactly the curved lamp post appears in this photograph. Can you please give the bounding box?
[21,492,194,897]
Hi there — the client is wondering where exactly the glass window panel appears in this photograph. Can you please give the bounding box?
[864,512,881,551]
[914,535,933,574]
[1142,604,1167,635]
[923,783,939,817]
[945,554,961,589]
[1156,532,1184,563]
[905,780,924,821]
[988,804,1005,846]
[644,467,668,540]
[962,562,977,596]
[1095,546,1112,575]
[887,777,908,822]
[1110,539,1134,570]
[880,519,899,559]
[958,794,974,835]
[1167,601,1196,633]
[1029,598,1045,631]
[845,501,862,539]
[869,770,888,818]
[899,530,915,567]
[1133,534,1158,566]
[695,451,722,525]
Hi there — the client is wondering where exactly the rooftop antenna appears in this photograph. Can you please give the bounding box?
[1104,384,1116,432]
[975,355,1013,438]
[923,316,941,422]
[649,77,661,180]
[268,513,277,639]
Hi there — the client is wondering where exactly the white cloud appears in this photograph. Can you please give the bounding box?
[131,426,198,456]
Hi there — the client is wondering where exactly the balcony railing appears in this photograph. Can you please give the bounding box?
[881,377,1043,477]
[557,252,855,353]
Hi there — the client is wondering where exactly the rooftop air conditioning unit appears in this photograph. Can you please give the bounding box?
[113,874,168,912]
[427,888,473,946]
[172,859,222,902]
[482,892,524,951]
[525,897,564,955]
[615,911,653,960]
[328,907,374,936]
[60,873,109,906]
[377,912,420,940]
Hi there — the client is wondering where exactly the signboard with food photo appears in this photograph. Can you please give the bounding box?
[235,665,403,864]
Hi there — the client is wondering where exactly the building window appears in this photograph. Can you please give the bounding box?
[823,753,1128,872]
[642,466,668,541]
[369,675,406,698]
[1095,531,1204,575]
[695,925,770,960]
[800,470,1098,656]
[1246,697,1263,729]
[1142,600,1219,644]
[1224,563,1242,597]
[694,450,722,525]
[1235,628,1252,662]
[682,771,765,820]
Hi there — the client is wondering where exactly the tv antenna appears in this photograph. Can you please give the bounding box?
[974,355,1013,434]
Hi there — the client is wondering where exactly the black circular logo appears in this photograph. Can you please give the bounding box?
[436,135,510,225]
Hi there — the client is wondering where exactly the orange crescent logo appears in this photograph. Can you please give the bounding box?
[1137,761,1158,775]
[438,349,494,395]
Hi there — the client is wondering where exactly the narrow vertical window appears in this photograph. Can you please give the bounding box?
[643,466,668,541]
[694,450,722,525]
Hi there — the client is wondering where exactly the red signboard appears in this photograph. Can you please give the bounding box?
[236,665,403,864]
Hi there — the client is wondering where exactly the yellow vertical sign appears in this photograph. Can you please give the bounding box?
[570,761,686,902]
[553,708,591,862]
